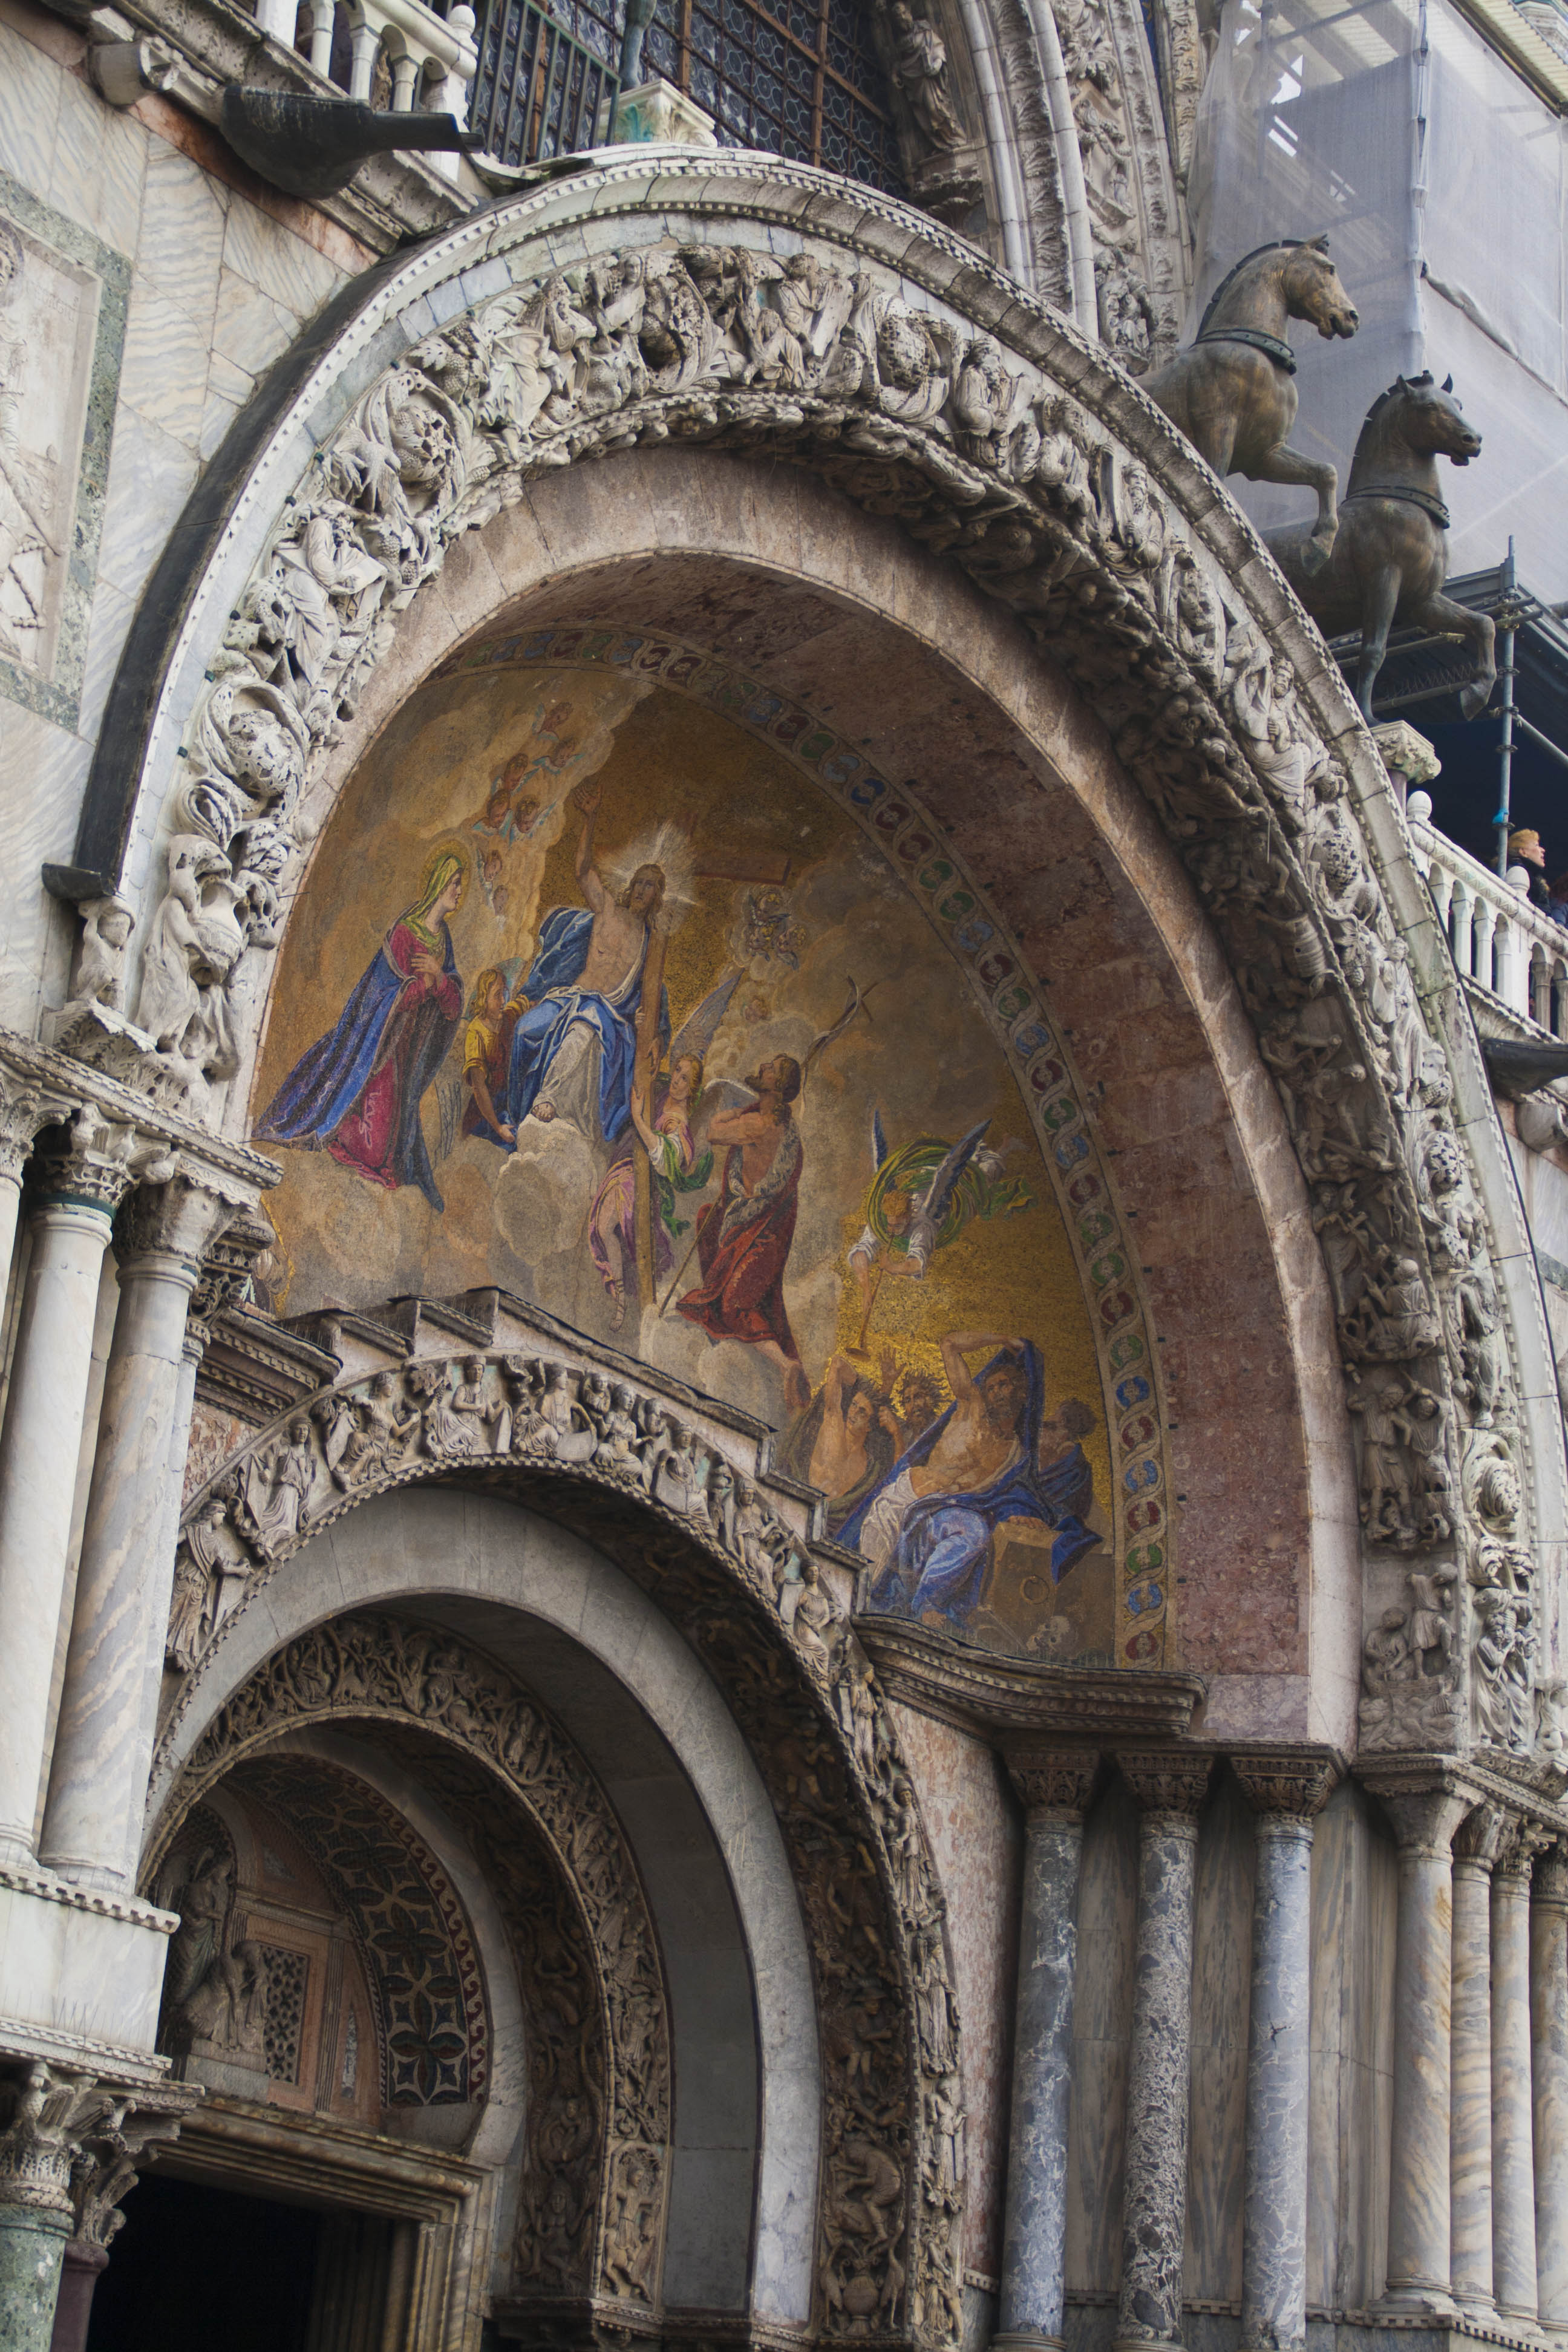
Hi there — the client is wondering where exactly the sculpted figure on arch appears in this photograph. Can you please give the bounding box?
[1142,235,1359,573]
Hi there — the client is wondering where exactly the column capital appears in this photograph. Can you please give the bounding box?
[1231,1751,1341,1820]
[1452,1802,1507,1870]
[31,1110,142,1221]
[1117,1751,1211,1822]
[1362,1774,1470,1860]
[113,1171,238,1283]
[0,1075,54,1191]
[1532,1837,1568,1910]
[1496,1818,1555,1886]
[1005,1745,1099,1821]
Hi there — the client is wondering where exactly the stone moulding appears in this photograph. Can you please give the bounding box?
[854,1616,1205,1736]
[155,1293,969,2344]
[151,1612,675,2313]
[52,152,1563,1774]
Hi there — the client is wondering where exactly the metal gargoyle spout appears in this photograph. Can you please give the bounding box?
[219,87,481,201]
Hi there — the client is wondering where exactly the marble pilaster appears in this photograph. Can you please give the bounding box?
[0,1080,47,1324]
[1492,1829,1543,2327]
[995,1748,1098,2352]
[1532,1842,1568,2336]
[1112,1755,1209,2352]
[1373,1781,1469,2316]
[1449,1805,1503,2316]
[1232,1759,1337,2352]
[0,1132,136,1869]
[40,1177,232,1893]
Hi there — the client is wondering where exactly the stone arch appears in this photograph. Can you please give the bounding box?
[150,1607,680,2317]
[62,152,1561,1781]
[149,1463,966,2336]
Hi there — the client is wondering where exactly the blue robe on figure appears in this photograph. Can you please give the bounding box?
[501,907,669,1146]
[838,1342,1097,1632]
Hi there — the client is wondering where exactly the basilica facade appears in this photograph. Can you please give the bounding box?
[2,0,1568,2346]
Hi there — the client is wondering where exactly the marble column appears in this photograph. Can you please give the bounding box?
[1112,1755,1210,2352]
[40,1177,230,1893]
[1373,1781,1469,2314]
[995,1748,1099,2352]
[0,1135,134,1869]
[1232,1759,1338,2352]
[1492,1827,1543,2327]
[46,2242,106,2352]
[1449,1805,1503,2316]
[1532,1841,1568,2336]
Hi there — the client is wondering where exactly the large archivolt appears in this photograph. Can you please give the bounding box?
[68,155,1562,1773]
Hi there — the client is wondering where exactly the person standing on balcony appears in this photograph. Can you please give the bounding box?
[1507,829,1568,925]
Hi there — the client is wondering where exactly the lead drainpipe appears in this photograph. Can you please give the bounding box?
[1024,0,1099,335]
[1495,535,1518,879]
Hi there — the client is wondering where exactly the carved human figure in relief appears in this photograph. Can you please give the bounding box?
[255,848,466,1212]
[842,1336,1096,1630]
[500,780,668,1146]
[887,0,963,150]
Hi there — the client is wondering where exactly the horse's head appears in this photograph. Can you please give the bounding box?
[1384,372,1483,466]
[1282,235,1359,341]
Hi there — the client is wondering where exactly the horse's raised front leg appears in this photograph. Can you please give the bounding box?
[1355,565,1403,722]
[1252,442,1340,575]
[1407,592,1497,720]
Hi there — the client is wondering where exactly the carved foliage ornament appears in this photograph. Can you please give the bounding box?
[153,1614,672,2309]
[161,1342,965,2337]
[132,218,1528,1769]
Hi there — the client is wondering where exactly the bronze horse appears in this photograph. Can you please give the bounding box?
[1266,372,1492,721]
[1143,235,1359,573]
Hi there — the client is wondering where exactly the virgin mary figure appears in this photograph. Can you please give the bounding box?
[255,848,466,1212]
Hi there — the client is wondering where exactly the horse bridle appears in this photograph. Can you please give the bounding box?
[1193,327,1297,374]
[1342,484,1452,528]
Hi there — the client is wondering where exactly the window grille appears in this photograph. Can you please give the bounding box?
[471,0,907,192]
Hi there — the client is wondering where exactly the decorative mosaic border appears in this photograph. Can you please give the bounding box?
[0,168,130,731]
[437,620,1176,1667]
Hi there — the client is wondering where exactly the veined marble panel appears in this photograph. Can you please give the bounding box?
[0,166,128,728]
[1184,1771,1255,2303]
[1065,1779,1138,2294]
[1305,1783,1398,2312]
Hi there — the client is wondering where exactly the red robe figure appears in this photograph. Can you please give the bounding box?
[678,1054,809,1413]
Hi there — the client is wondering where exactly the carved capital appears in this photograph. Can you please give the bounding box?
[114,1172,237,1283]
[0,1077,51,1190]
[1495,1818,1553,1884]
[1004,1745,1099,1820]
[1117,1751,1210,1821]
[0,2065,116,2218]
[1532,1840,1568,1910]
[1230,1752,1340,1819]
[33,1109,141,1220]
[65,2094,187,2250]
[1364,1777,1469,1860]
[1452,1801,1506,1869]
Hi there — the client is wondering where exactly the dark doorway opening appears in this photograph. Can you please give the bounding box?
[86,2171,391,2352]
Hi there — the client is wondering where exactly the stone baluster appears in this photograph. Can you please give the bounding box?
[40,1175,233,1893]
[0,1118,137,1869]
[994,1747,1099,2352]
[1492,1823,1546,2327]
[1232,1757,1339,2352]
[1533,1841,1568,2336]
[1449,1805,1504,2316]
[1111,1754,1210,2352]
[1371,1779,1469,2315]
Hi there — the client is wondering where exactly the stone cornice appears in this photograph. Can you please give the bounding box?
[0,1028,276,1208]
[854,1619,1205,1740]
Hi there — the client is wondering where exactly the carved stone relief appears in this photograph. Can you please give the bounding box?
[158,1330,967,2338]
[92,188,1541,1773]
[154,1615,675,2313]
